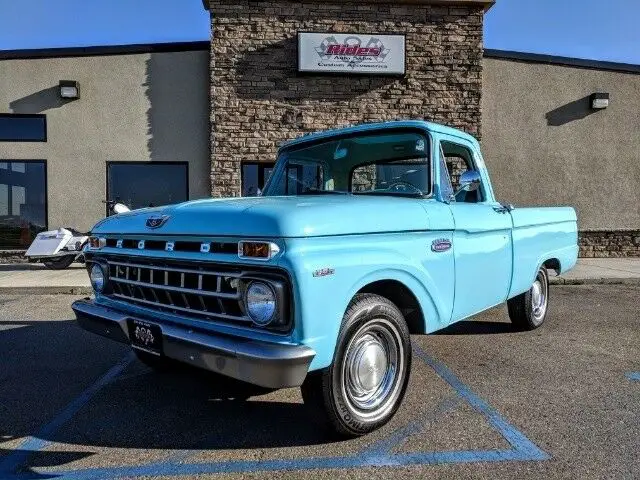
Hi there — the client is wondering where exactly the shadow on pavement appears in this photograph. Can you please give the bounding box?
[435,320,516,335]
[0,317,339,475]
[47,365,336,452]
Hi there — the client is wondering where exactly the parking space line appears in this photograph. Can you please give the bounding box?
[0,352,135,476]
[625,372,640,381]
[11,346,549,479]
[412,345,550,460]
[361,395,461,457]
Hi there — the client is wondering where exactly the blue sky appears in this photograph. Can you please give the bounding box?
[0,0,638,64]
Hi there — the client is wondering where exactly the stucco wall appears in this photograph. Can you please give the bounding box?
[0,50,210,233]
[209,0,484,197]
[482,57,640,231]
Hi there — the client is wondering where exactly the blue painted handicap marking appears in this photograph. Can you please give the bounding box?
[1,345,549,480]
[625,372,640,381]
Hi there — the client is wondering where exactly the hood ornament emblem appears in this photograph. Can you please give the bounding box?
[145,215,170,229]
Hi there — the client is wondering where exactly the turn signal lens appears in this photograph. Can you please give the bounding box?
[238,241,280,260]
[87,236,106,250]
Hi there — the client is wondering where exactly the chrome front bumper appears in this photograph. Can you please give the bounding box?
[71,299,315,389]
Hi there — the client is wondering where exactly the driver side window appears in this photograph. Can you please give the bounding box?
[440,141,482,203]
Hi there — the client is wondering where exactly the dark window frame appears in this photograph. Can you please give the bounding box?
[105,161,189,216]
[0,113,47,142]
[273,127,434,199]
[440,140,484,203]
[0,159,48,250]
[241,161,275,197]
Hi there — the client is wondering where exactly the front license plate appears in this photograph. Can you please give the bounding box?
[128,319,163,355]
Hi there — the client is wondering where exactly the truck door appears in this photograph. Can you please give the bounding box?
[440,139,513,321]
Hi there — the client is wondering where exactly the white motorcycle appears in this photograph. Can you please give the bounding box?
[24,201,130,270]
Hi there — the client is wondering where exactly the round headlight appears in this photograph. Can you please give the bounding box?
[90,264,106,293]
[245,282,276,326]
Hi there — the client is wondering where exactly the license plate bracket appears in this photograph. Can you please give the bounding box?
[127,319,163,356]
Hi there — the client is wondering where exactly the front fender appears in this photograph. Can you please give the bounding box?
[346,268,443,334]
[280,233,454,371]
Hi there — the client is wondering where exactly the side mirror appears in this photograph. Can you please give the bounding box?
[456,170,481,194]
[113,203,130,214]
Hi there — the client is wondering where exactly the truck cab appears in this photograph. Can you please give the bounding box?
[73,120,578,437]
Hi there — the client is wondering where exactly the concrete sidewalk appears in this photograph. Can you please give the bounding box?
[0,263,91,294]
[549,258,640,285]
[1,258,640,294]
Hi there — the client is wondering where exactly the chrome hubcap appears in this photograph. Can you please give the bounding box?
[349,335,388,393]
[342,319,404,421]
[531,277,547,322]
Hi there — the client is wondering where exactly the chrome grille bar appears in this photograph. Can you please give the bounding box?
[110,294,251,323]
[107,259,243,278]
[105,257,250,325]
[109,276,240,299]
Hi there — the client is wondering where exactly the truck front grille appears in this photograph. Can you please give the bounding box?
[104,257,251,324]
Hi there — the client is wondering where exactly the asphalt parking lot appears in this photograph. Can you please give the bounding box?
[0,285,638,479]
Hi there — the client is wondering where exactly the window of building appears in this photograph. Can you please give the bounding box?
[0,114,47,142]
[0,161,47,249]
[107,162,188,214]
[242,162,275,196]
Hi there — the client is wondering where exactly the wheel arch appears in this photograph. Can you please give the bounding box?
[541,257,561,274]
[346,269,442,334]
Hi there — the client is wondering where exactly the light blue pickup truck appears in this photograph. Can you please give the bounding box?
[73,120,578,436]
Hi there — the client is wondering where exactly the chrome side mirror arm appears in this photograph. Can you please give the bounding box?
[452,170,482,198]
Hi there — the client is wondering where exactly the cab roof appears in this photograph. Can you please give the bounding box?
[279,120,479,151]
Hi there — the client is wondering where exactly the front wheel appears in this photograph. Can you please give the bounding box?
[301,293,411,437]
[507,267,549,330]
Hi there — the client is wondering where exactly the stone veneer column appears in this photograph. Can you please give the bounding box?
[208,0,486,197]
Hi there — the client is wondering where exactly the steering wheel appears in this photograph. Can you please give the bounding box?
[387,181,422,194]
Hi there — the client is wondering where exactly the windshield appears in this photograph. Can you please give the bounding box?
[262,131,430,197]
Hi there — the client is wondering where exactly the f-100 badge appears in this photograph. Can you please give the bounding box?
[431,238,452,252]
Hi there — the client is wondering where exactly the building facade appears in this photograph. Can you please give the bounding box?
[0,0,638,257]
[0,44,211,250]
[209,0,487,197]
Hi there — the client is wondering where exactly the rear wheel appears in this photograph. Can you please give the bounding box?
[508,267,549,330]
[301,293,411,437]
[43,255,76,270]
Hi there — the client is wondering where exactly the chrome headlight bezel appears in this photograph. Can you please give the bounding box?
[244,281,277,326]
[240,277,289,331]
[89,263,106,293]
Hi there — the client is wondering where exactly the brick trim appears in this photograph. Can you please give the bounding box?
[579,231,640,258]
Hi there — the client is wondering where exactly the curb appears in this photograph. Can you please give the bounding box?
[0,286,93,295]
[549,277,640,286]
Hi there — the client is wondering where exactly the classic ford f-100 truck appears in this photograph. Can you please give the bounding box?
[72,120,578,436]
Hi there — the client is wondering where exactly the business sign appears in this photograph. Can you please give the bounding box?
[297,32,406,75]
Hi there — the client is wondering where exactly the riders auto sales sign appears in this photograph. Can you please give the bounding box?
[297,32,406,75]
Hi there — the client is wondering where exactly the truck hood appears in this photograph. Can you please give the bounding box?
[91,196,430,238]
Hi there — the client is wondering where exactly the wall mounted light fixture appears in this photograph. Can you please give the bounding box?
[590,92,609,110]
[59,80,80,100]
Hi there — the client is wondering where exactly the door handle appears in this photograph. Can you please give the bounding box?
[493,204,514,214]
